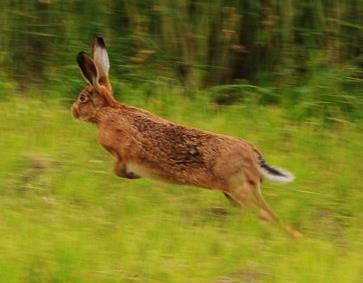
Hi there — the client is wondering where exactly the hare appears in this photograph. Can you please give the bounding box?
[72,37,300,237]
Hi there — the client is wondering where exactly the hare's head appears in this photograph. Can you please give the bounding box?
[72,37,117,122]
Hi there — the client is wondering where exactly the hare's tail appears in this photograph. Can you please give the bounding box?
[257,156,295,183]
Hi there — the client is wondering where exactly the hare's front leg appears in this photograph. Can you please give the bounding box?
[114,159,140,179]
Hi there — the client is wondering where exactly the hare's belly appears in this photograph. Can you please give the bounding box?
[125,162,185,184]
[125,161,214,188]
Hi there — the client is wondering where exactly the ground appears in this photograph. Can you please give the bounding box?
[0,94,362,283]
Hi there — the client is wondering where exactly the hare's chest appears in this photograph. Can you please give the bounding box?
[98,127,130,155]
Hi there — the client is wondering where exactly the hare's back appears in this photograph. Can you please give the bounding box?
[130,115,257,188]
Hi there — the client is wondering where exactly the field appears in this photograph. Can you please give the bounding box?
[0,90,362,283]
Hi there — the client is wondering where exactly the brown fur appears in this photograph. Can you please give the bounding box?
[72,38,301,238]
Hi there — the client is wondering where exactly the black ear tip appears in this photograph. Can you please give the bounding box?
[95,37,106,48]
[76,51,88,63]
[77,51,85,61]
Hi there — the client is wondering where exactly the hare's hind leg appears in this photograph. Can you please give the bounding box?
[223,192,241,208]
[227,181,277,222]
[252,184,303,238]
[225,182,258,212]
[251,184,279,222]
[227,181,302,238]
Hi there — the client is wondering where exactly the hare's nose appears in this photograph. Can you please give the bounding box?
[71,104,80,118]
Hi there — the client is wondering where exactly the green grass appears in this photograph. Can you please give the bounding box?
[0,93,362,283]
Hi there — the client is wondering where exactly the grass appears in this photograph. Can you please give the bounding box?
[0,90,362,283]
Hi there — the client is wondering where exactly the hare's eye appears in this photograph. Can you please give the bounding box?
[79,94,87,103]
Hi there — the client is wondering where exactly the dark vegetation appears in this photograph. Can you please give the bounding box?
[0,0,362,121]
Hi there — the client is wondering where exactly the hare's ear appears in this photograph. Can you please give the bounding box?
[77,52,99,86]
[92,37,111,90]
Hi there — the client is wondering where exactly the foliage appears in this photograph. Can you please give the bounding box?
[0,0,362,120]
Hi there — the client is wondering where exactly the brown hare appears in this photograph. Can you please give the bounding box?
[72,37,301,237]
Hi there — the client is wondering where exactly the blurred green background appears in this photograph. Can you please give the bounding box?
[0,1,362,282]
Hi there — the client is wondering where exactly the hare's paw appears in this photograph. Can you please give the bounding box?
[114,160,140,179]
[124,171,141,179]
